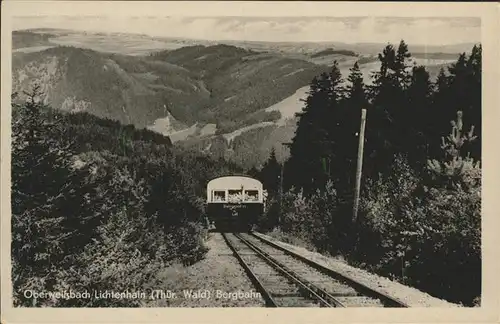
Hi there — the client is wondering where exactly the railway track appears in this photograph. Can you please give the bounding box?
[222,232,409,308]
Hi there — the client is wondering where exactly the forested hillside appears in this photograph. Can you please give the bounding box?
[12,46,208,128]
[11,88,242,307]
[172,45,461,169]
[13,44,328,135]
[254,41,482,306]
[13,35,463,169]
[150,45,329,133]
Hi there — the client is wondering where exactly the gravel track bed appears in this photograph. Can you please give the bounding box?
[225,234,321,307]
[146,233,265,307]
[241,234,385,307]
[254,232,461,307]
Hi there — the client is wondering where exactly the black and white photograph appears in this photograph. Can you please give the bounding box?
[1,1,499,323]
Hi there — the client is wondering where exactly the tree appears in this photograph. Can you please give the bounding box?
[427,110,480,190]
[286,73,329,193]
[405,65,434,169]
[259,148,281,197]
[346,62,368,109]
[365,40,413,177]
[334,61,368,208]
[247,166,260,178]
[448,46,481,160]
[11,87,93,305]
[430,45,481,161]
[287,62,345,194]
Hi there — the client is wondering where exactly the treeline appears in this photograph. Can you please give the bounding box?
[12,30,54,49]
[253,41,481,306]
[11,88,242,307]
[310,48,358,58]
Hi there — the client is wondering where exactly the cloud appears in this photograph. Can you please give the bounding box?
[13,16,480,45]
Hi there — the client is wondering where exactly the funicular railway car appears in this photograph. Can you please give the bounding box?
[206,175,264,232]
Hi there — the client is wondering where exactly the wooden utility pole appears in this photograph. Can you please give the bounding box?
[279,162,284,225]
[352,109,367,224]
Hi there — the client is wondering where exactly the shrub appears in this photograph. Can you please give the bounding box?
[272,181,338,254]
[356,154,420,279]
[354,111,481,305]
[11,90,216,307]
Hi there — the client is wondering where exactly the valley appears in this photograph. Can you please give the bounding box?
[12,28,463,168]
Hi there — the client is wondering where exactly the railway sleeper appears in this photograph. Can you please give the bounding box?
[334,296,385,307]
[250,233,409,307]
[235,234,346,307]
[271,296,320,307]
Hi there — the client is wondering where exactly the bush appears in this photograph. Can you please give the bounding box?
[356,155,420,278]
[354,112,481,305]
[11,90,220,307]
[266,228,318,252]
[272,181,338,254]
[404,183,480,305]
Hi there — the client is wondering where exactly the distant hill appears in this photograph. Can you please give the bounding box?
[17,28,476,57]
[12,43,328,134]
[12,46,209,129]
[12,30,56,49]
[145,45,328,133]
[310,48,358,58]
[13,29,185,56]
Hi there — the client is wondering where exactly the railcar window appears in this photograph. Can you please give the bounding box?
[212,190,226,202]
[228,189,243,203]
[244,190,259,202]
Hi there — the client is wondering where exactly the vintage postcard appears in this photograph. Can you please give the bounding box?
[1,1,499,324]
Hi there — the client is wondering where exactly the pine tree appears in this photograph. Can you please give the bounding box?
[324,62,346,177]
[435,67,448,92]
[286,74,330,193]
[394,40,412,88]
[465,45,482,159]
[259,148,281,197]
[287,62,345,194]
[365,40,413,177]
[11,87,93,304]
[247,166,259,178]
[335,61,368,204]
[432,46,481,161]
[427,110,480,190]
[346,62,367,109]
[405,65,434,169]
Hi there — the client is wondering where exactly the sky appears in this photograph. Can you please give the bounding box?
[13,16,480,46]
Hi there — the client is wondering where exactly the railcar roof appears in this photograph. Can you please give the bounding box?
[207,175,263,189]
[207,174,256,181]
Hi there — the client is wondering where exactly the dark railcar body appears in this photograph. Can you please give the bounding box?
[207,203,263,232]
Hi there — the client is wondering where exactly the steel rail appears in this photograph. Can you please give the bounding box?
[221,233,277,307]
[250,232,410,308]
[234,234,346,307]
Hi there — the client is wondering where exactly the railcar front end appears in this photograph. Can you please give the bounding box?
[206,176,264,232]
